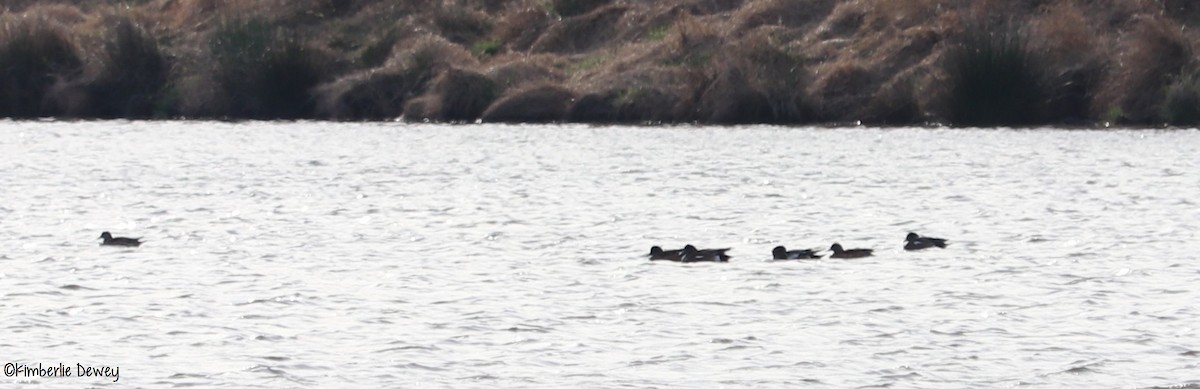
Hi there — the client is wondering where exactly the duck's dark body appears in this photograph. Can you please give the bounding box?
[772,246,821,260]
[680,245,731,262]
[649,246,684,261]
[100,232,142,247]
[828,243,872,259]
[904,232,948,250]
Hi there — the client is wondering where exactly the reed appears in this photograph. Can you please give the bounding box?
[943,21,1043,126]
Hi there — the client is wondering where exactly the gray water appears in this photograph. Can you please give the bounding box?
[1,121,1197,388]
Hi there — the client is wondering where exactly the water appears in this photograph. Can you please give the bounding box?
[1,121,1197,388]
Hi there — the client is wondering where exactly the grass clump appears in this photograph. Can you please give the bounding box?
[0,18,82,118]
[943,22,1043,127]
[208,17,328,119]
[1105,17,1190,124]
[1163,71,1200,125]
[88,19,171,118]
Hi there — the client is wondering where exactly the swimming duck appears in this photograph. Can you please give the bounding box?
[828,243,872,259]
[904,232,948,251]
[649,246,684,261]
[680,245,731,262]
[99,231,142,247]
[772,246,821,260]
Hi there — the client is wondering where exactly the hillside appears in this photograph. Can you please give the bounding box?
[3,0,1200,126]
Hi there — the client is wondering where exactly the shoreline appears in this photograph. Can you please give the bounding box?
[3,1,1200,127]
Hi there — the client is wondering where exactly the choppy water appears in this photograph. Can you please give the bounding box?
[1,121,1197,388]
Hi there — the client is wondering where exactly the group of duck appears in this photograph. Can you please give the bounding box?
[648,232,948,262]
[102,230,948,260]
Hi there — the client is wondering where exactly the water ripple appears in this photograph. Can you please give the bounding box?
[0,122,1196,387]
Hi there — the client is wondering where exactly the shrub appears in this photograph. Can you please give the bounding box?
[530,5,627,53]
[314,35,477,120]
[943,21,1043,127]
[88,19,170,118]
[433,4,491,45]
[357,28,399,68]
[481,84,573,123]
[727,29,809,122]
[403,68,497,122]
[1164,71,1200,125]
[0,19,82,118]
[1107,17,1190,124]
[208,17,328,119]
[695,65,773,124]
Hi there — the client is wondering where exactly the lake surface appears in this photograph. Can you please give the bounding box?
[1,121,1197,388]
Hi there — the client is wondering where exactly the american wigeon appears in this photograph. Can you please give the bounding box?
[649,246,684,261]
[904,232,948,250]
[772,246,821,260]
[99,231,142,247]
[828,243,872,259]
[680,245,731,262]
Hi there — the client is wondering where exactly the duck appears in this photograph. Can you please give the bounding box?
[772,246,821,260]
[99,231,142,247]
[680,244,731,262]
[828,243,872,259]
[904,232,948,251]
[649,246,684,261]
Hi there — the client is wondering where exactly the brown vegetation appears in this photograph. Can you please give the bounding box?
[2,0,1199,126]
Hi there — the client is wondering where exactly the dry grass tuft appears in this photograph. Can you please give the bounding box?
[403,67,497,122]
[86,18,171,118]
[481,84,574,122]
[1029,1,1106,122]
[732,0,836,35]
[433,3,492,45]
[1099,15,1191,123]
[0,16,83,118]
[810,59,875,122]
[722,28,809,121]
[531,4,629,53]
[484,54,567,92]
[315,35,478,120]
[492,7,553,52]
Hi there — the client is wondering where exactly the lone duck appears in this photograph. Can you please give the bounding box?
[649,246,684,261]
[904,232,948,251]
[772,246,821,260]
[680,245,731,262]
[828,243,872,259]
[99,232,142,247]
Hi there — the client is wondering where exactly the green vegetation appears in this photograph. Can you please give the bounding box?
[472,39,501,57]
